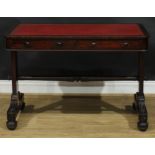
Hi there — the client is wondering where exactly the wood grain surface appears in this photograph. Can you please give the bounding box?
[0,94,154,138]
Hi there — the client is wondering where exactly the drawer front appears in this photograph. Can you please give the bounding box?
[6,39,76,50]
[6,38,147,50]
[76,39,147,50]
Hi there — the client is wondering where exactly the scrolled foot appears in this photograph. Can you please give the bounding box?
[132,93,140,112]
[132,102,138,112]
[18,92,26,111]
[6,121,17,130]
[137,121,148,131]
[133,92,148,131]
[6,92,25,130]
[19,102,25,111]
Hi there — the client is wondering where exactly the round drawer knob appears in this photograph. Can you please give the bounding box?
[91,42,97,47]
[25,41,30,45]
[24,41,31,48]
[120,42,129,47]
[56,41,64,47]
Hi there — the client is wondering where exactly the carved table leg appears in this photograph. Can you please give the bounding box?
[7,92,25,130]
[6,51,26,130]
[132,93,139,113]
[133,92,148,131]
[132,53,148,131]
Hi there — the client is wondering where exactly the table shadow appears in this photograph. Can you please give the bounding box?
[21,95,137,131]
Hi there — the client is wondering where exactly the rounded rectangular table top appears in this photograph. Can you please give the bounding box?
[9,24,146,37]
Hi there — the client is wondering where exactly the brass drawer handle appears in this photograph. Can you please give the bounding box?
[56,41,64,47]
[120,42,129,47]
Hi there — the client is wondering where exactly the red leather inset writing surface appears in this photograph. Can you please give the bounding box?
[10,24,145,36]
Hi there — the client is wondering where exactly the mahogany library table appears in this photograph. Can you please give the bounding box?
[5,24,149,131]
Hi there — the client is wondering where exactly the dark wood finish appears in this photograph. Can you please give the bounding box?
[5,23,149,131]
[76,39,146,50]
[6,38,147,51]
[11,51,18,94]
[138,52,144,95]
[18,76,137,81]
[6,24,148,51]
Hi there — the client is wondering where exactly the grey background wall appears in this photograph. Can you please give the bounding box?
[0,17,155,80]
